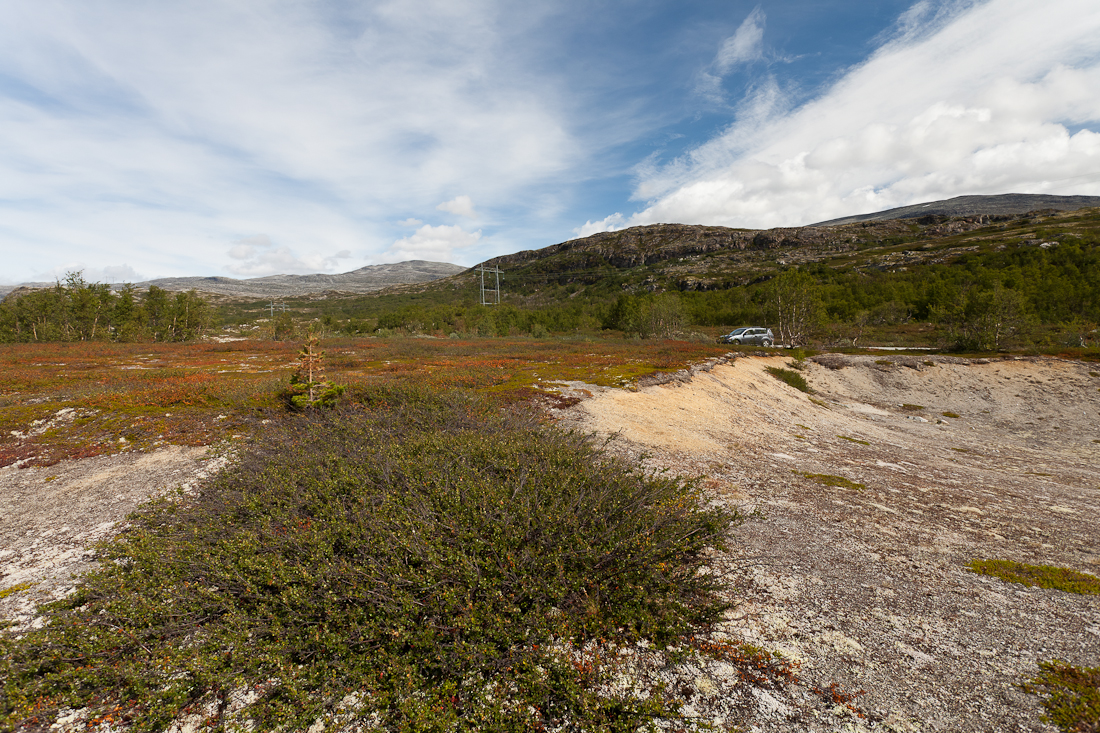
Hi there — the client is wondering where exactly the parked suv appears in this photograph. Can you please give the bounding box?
[717,327,774,346]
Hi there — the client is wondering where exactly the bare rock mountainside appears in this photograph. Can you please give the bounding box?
[812,193,1100,226]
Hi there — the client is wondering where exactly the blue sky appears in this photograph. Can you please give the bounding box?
[2,0,1099,283]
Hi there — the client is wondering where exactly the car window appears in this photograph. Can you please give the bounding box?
[731,328,747,335]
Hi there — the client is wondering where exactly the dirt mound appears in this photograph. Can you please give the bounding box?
[568,354,1100,732]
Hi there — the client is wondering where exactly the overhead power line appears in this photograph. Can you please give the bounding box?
[476,265,503,305]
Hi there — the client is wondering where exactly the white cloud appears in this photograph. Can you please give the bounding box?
[696,8,768,105]
[225,234,352,277]
[715,7,765,74]
[384,224,481,263]
[436,195,477,219]
[25,263,146,284]
[631,0,1100,228]
[573,213,626,238]
[0,0,577,281]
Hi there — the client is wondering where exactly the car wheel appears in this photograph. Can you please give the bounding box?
[762,338,772,347]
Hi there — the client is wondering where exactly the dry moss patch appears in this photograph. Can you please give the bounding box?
[966,559,1100,595]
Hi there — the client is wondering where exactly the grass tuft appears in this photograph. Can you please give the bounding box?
[764,366,812,393]
[0,386,738,732]
[793,471,866,491]
[942,411,961,418]
[967,559,1100,595]
[838,435,870,446]
[1023,661,1100,733]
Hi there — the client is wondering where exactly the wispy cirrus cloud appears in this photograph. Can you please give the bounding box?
[714,7,766,73]
[0,0,576,279]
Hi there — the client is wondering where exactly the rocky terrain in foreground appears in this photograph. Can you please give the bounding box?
[2,353,1098,731]
[559,354,1100,731]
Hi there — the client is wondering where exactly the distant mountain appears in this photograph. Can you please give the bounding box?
[0,260,467,301]
[811,193,1100,226]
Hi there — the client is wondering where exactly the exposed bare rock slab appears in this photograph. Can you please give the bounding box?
[0,446,227,631]
[565,354,1100,732]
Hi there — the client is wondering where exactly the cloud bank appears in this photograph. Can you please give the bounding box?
[385,224,482,263]
[624,0,1100,230]
[227,235,352,277]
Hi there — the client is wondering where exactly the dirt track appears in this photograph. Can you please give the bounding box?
[560,353,1100,732]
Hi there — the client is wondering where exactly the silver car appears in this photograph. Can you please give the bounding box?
[717,327,774,346]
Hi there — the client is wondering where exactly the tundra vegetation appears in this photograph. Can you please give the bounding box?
[0,387,740,731]
[3,209,1100,353]
[966,559,1100,595]
[1023,662,1100,733]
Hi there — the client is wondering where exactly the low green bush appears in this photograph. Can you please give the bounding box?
[0,386,738,732]
[966,559,1100,595]
[764,366,812,393]
[793,471,866,491]
[1023,661,1100,732]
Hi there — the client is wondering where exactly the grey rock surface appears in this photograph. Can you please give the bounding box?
[812,193,1100,226]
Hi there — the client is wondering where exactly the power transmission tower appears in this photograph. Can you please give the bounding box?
[477,265,502,305]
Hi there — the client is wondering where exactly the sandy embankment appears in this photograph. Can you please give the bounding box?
[563,354,1100,732]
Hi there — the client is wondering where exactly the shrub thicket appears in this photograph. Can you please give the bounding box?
[1,387,737,731]
[0,274,211,343]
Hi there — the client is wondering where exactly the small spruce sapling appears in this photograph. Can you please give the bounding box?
[285,335,345,409]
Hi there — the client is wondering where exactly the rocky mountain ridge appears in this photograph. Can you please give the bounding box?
[0,260,467,301]
[476,194,1100,294]
[812,192,1100,226]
